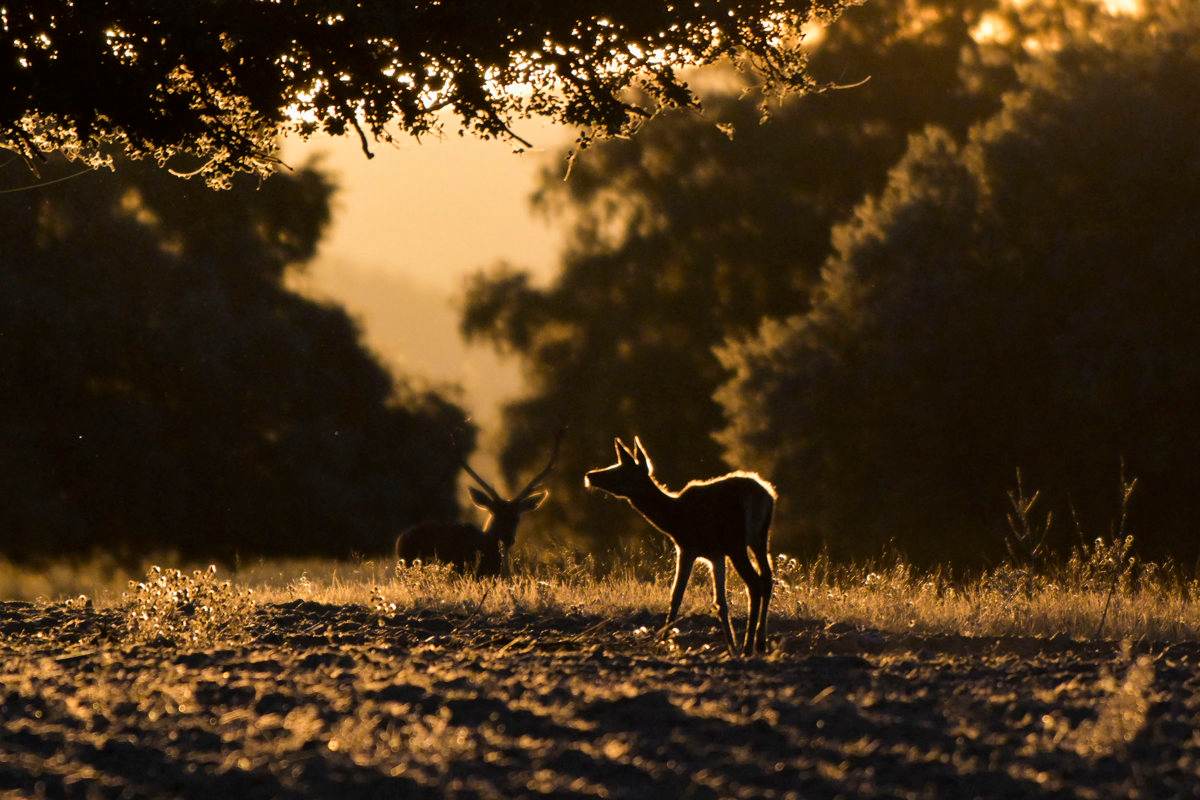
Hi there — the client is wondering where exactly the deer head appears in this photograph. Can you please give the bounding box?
[460,427,565,550]
[583,436,655,500]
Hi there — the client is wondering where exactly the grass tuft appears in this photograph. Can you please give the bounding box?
[118,565,254,647]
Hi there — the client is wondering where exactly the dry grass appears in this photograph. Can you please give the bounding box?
[2,542,1198,643]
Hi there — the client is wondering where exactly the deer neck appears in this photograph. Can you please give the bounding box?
[482,516,516,549]
[624,480,680,534]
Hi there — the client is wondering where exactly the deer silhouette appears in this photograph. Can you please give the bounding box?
[585,436,775,655]
[395,429,564,576]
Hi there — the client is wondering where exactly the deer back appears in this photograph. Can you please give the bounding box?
[394,522,504,576]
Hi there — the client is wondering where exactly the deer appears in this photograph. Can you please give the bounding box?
[584,436,776,656]
[395,429,564,577]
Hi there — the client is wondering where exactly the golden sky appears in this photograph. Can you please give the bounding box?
[281,119,574,456]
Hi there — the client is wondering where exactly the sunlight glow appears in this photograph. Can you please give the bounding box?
[971,12,1015,45]
[899,3,946,38]
[1102,0,1144,17]
[283,78,325,125]
[801,21,827,47]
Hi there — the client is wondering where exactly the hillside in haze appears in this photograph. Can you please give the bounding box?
[278,128,569,468]
[287,258,522,458]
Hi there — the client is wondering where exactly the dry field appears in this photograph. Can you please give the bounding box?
[1,557,1199,799]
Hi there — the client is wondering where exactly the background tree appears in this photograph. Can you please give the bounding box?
[0,155,470,562]
[462,0,1056,547]
[717,0,1200,567]
[2,1,848,187]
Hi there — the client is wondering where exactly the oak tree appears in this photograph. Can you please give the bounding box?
[2,1,849,187]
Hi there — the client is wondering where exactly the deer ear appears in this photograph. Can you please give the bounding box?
[517,489,548,512]
[633,436,653,473]
[467,486,494,509]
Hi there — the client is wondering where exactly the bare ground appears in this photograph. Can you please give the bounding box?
[1,600,1199,799]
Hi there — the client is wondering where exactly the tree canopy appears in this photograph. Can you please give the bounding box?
[0,153,471,561]
[2,0,850,187]
[717,0,1200,566]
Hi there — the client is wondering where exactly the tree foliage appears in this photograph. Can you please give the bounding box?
[461,0,1039,546]
[0,154,470,561]
[2,0,850,187]
[717,0,1200,566]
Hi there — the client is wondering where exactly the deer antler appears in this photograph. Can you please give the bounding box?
[460,457,501,500]
[451,428,501,500]
[516,426,566,500]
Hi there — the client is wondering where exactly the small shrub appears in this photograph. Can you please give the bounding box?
[1064,535,1136,593]
[369,585,397,623]
[287,571,314,598]
[393,559,459,591]
[119,565,254,647]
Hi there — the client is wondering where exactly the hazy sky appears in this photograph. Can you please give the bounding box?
[281,120,575,456]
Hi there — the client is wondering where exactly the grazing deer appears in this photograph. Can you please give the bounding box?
[395,429,564,576]
[584,436,775,655]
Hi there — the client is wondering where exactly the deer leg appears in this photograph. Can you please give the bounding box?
[752,544,773,654]
[729,550,762,656]
[658,550,695,638]
[710,557,737,656]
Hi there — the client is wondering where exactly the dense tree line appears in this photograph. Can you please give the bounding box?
[720,0,1200,566]
[465,0,1200,567]
[2,1,846,187]
[0,155,470,561]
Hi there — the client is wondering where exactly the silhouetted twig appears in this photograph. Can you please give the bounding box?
[1096,467,1138,640]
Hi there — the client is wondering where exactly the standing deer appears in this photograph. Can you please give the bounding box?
[395,429,564,576]
[584,436,775,655]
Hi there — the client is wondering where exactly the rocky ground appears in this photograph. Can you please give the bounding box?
[1,599,1198,799]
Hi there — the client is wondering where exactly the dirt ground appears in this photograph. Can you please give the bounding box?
[1,599,1198,799]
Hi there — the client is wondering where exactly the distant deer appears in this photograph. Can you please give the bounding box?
[395,429,564,576]
[584,436,775,655]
